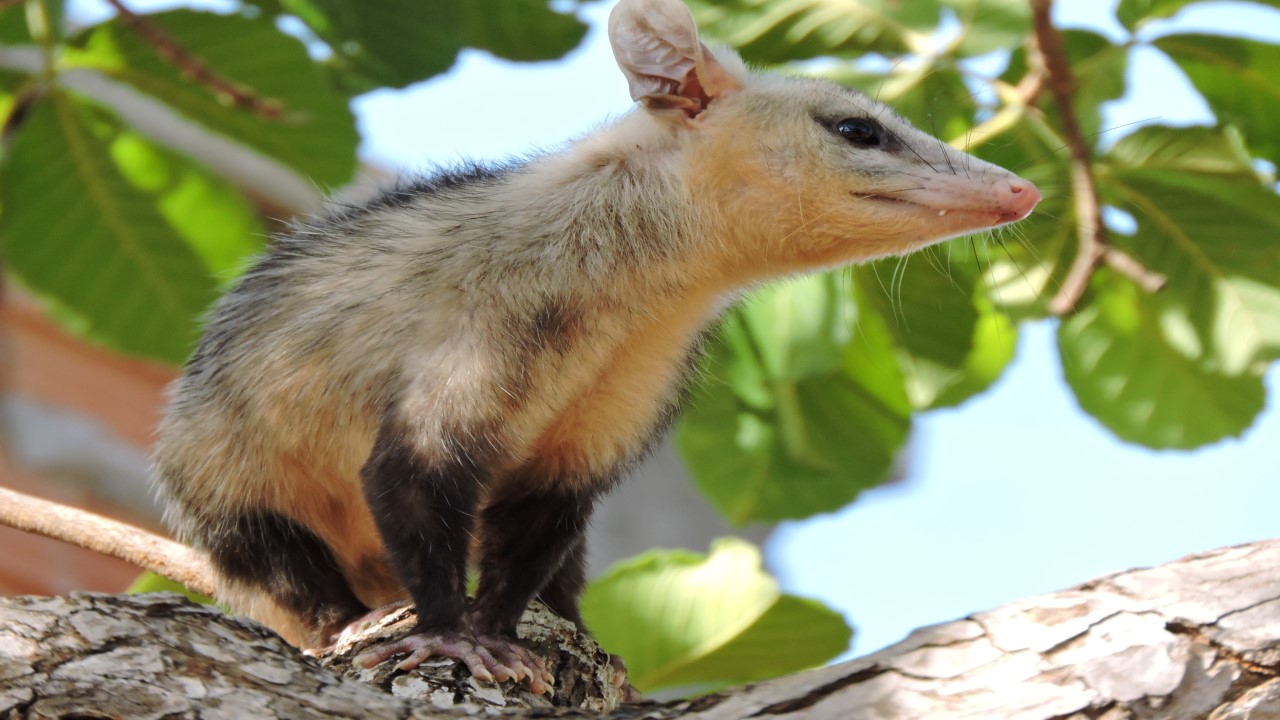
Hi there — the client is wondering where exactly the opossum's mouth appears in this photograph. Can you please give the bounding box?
[860,194,1011,228]
[856,180,1041,228]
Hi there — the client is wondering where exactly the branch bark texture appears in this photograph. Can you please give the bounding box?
[4,540,1280,719]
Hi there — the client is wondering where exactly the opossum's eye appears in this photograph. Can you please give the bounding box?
[834,118,883,147]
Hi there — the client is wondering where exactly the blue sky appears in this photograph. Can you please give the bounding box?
[66,0,1280,657]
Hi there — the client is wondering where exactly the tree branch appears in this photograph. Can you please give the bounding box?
[4,540,1280,717]
[0,485,214,596]
[1028,0,1165,314]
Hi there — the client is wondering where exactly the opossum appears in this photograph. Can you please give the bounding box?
[153,0,1040,694]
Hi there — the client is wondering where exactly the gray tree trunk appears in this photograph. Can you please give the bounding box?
[3,539,1279,719]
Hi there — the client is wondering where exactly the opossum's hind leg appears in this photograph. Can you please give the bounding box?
[536,535,587,626]
[209,510,369,645]
[472,482,600,638]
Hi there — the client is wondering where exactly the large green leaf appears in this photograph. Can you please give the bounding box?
[941,0,1030,57]
[858,252,1019,410]
[0,93,256,364]
[678,274,912,526]
[686,0,943,63]
[279,0,463,90]
[1117,0,1280,31]
[1102,125,1280,375]
[580,539,852,692]
[460,0,588,62]
[1063,30,1129,141]
[928,293,1018,408]
[256,1,588,91]
[0,2,32,44]
[66,10,358,188]
[1058,274,1265,448]
[0,0,63,43]
[1154,33,1280,166]
[108,128,264,283]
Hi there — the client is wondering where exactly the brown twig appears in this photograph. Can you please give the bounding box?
[1104,246,1167,293]
[101,0,285,120]
[0,485,216,597]
[1028,0,1164,314]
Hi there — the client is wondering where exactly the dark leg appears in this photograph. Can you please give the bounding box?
[472,482,598,637]
[359,421,483,633]
[207,510,368,643]
[353,419,553,689]
[537,535,587,627]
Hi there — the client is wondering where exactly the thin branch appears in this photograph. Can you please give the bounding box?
[1105,246,1168,293]
[1028,0,1165,314]
[100,0,286,120]
[1029,0,1103,314]
[0,485,215,596]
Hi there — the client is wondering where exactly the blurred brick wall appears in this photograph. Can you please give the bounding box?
[2,292,174,596]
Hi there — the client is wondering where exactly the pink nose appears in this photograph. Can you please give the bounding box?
[998,178,1041,223]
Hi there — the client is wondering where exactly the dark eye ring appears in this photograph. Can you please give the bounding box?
[835,117,882,147]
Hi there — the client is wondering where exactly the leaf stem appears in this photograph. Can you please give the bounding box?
[1027,0,1164,314]
[100,0,286,120]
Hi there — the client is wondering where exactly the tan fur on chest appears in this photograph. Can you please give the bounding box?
[523,289,719,487]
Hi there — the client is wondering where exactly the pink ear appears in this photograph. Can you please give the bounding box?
[608,0,743,119]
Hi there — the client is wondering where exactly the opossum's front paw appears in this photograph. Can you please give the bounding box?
[354,631,554,695]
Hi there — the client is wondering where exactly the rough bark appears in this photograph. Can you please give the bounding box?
[3,539,1279,719]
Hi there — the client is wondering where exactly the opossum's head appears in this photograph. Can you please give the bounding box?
[609,0,1040,278]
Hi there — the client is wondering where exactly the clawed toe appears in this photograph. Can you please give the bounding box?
[354,630,553,695]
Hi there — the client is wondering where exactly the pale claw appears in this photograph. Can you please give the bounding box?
[478,635,554,695]
[354,631,554,695]
[608,653,643,703]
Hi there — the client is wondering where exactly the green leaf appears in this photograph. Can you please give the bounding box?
[858,253,1019,409]
[1058,274,1265,448]
[678,274,911,526]
[108,127,265,283]
[66,10,358,187]
[460,0,588,62]
[859,257,977,370]
[0,2,32,44]
[1102,125,1280,374]
[126,572,215,604]
[581,539,852,692]
[942,0,1031,57]
[0,93,233,364]
[999,30,1127,143]
[928,294,1018,408]
[686,0,942,63]
[1154,33,1280,165]
[1117,0,1280,31]
[279,0,463,90]
[1063,31,1129,140]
